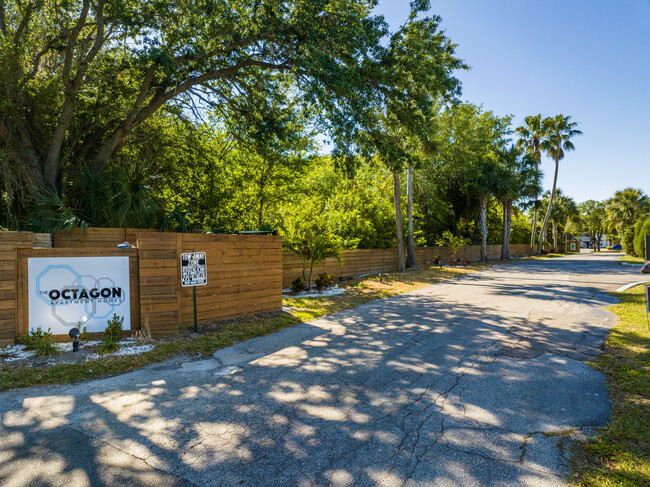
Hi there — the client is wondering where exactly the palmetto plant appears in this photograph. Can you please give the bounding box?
[28,163,162,232]
[537,115,582,254]
[515,114,545,254]
[606,187,650,236]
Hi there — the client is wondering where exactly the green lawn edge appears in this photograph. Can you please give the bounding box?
[569,285,650,486]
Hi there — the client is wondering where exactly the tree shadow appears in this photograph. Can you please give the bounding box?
[0,272,627,486]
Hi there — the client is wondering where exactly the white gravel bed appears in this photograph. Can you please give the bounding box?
[283,286,348,298]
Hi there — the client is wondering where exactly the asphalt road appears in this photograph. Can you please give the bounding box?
[0,252,643,487]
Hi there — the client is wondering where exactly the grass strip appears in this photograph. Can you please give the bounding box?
[620,255,645,265]
[570,285,650,486]
[0,265,477,392]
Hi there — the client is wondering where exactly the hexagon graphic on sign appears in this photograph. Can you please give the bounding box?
[28,257,131,334]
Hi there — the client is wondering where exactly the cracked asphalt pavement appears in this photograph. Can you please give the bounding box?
[0,252,642,486]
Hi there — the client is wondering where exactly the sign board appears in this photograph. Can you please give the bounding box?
[570,242,577,252]
[28,256,131,334]
[646,284,650,314]
[180,252,207,287]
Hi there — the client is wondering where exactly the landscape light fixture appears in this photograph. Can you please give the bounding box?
[69,327,80,352]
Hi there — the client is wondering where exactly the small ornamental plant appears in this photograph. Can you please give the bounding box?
[98,314,124,355]
[18,327,60,357]
[80,325,93,343]
[291,276,307,293]
[315,273,336,291]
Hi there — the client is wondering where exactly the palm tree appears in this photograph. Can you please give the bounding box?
[516,115,546,254]
[537,115,582,254]
[539,189,578,251]
[606,187,650,237]
[494,146,539,259]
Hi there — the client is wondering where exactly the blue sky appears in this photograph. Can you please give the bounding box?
[373,0,650,204]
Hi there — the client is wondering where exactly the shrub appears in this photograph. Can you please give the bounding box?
[98,314,123,355]
[435,231,470,260]
[315,273,336,291]
[80,325,92,343]
[18,327,60,357]
[633,216,650,259]
[291,277,307,293]
[622,227,636,256]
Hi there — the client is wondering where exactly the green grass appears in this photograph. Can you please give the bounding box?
[570,285,650,486]
[620,255,645,265]
[0,264,476,391]
[524,252,566,260]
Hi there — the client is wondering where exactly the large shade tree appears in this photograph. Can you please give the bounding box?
[537,114,582,254]
[362,6,466,272]
[0,0,410,221]
[434,104,511,261]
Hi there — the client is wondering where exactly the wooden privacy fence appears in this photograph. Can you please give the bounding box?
[0,232,52,346]
[0,229,282,345]
[282,243,531,287]
[0,227,532,346]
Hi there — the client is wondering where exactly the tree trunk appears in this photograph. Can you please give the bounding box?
[393,169,405,273]
[530,160,539,255]
[479,193,488,261]
[552,221,558,252]
[537,159,559,254]
[406,163,416,268]
[501,200,512,259]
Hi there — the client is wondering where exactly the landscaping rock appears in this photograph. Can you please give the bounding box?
[641,262,650,274]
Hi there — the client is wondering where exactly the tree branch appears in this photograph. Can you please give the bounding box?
[13,0,34,44]
[0,0,7,36]
[19,37,61,89]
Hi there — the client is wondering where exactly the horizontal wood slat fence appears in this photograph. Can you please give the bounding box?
[282,244,531,287]
[0,227,532,346]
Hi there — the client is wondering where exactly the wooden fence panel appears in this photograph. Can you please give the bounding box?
[283,243,534,287]
[137,232,180,337]
[54,228,157,248]
[0,232,33,346]
[179,234,282,326]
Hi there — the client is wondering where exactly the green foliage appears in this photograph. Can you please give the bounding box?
[159,205,194,233]
[28,163,162,232]
[284,215,343,286]
[577,200,607,250]
[435,231,470,256]
[290,277,307,294]
[315,273,337,291]
[98,315,124,355]
[80,325,92,343]
[622,227,636,256]
[17,328,60,357]
[632,216,650,259]
[606,187,650,235]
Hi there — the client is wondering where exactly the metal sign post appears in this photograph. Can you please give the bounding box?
[645,284,650,333]
[180,251,207,333]
[645,233,650,261]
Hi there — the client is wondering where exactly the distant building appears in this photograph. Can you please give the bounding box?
[579,233,611,249]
